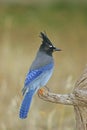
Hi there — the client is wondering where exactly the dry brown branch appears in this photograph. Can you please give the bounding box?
[38,90,76,105]
[38,65,87,130]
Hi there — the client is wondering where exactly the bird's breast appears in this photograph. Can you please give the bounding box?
[39,67,54,87]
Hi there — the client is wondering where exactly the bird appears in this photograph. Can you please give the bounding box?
[19,32,61,119]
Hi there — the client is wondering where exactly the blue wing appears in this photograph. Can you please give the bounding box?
[24,69,42,86]
[22,62,54,95]
[25,62,54,86]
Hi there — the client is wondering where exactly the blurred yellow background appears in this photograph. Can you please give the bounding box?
[0,0,87,130]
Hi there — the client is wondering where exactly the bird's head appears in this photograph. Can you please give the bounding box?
[39,32,61,56]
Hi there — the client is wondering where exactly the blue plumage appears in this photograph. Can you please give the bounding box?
[25,62,54,87]
[19,89,35,119]
[24,69,42,87]
[19,32,61,119]
[20,62,54,119]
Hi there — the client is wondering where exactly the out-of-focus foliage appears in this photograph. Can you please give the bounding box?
[0,1,87,130]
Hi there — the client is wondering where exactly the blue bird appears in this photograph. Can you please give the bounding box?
[19,32,61,119]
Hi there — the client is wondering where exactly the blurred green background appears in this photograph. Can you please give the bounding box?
[0,0,87,130]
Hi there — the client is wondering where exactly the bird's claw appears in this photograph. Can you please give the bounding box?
[38,88,45,95]
[38,86,50,95]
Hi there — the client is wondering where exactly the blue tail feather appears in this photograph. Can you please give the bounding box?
[19,89,35,119]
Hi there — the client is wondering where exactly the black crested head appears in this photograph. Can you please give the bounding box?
[40,32,52,46]
[39,32,61,56]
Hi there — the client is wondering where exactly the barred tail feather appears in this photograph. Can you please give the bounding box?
[19,89,35,119]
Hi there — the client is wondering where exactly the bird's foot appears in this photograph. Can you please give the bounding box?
[38,88,45,95]
[38,86,50,96]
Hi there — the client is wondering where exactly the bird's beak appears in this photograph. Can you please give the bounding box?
[53,47,62,51]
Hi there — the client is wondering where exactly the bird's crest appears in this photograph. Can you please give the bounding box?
[40,32,53,46]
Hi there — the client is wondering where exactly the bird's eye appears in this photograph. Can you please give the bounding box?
[49,45,53,48]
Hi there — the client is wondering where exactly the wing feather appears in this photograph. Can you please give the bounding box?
[22,63,54,95]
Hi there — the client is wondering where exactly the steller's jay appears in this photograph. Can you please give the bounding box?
[19,32,61,119]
